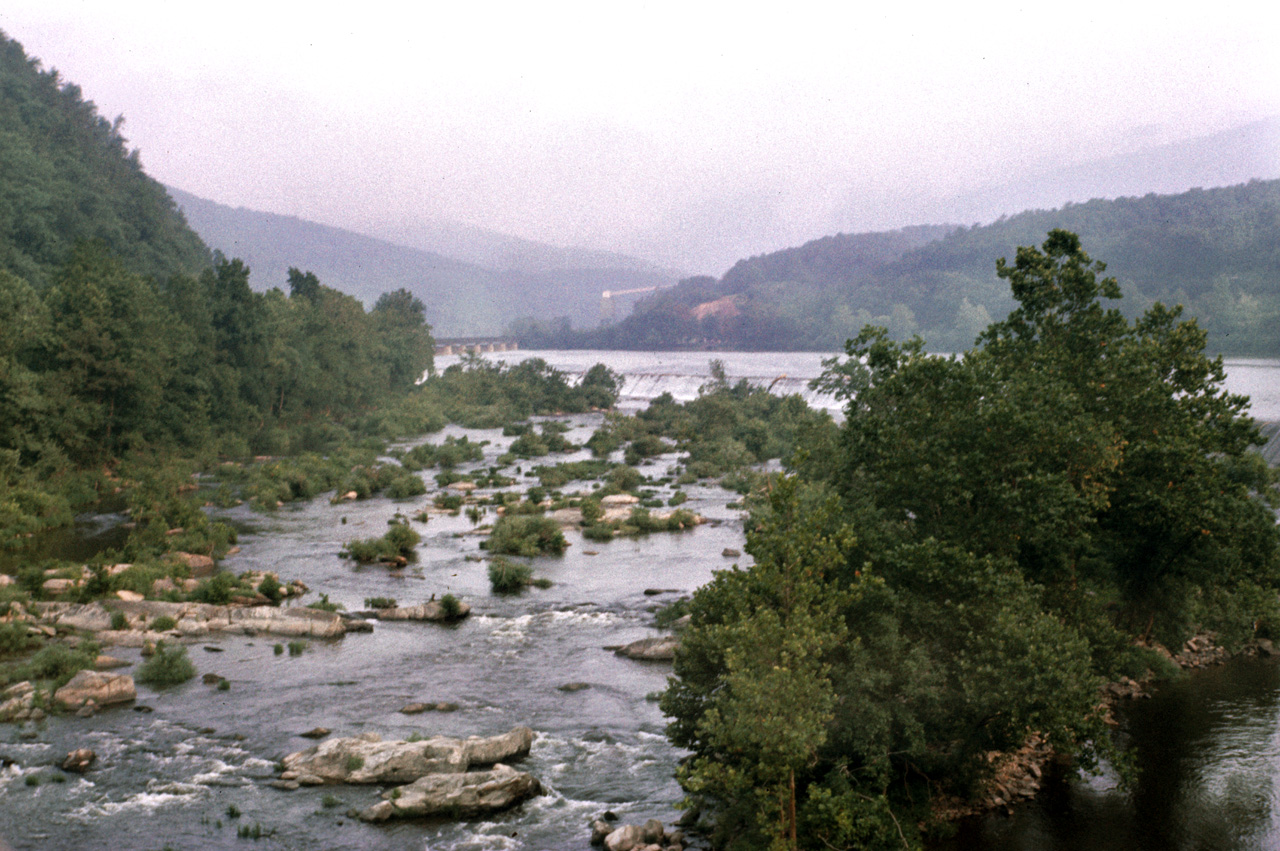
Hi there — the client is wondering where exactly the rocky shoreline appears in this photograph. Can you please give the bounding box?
[934,631,1278,821]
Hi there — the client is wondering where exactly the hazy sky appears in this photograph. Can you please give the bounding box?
[2,2,1277,274]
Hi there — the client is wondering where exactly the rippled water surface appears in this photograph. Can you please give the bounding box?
[4,351,1279,851]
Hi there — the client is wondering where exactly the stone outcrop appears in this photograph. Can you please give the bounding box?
[34,600,348,640]
[359,764,541,821]
[0,681,40,722]
[374,600,471,621]
[280,726,533,785]
[62,748,96,773]
[53,670,136,710]
[614,636,680,661]
[167,551,216,576]
[591,818,685,851]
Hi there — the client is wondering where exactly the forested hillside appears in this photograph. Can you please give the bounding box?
[170,187,677,335]
[564,180,1280,354]
[0,34,209,285]
[0,31,434,543]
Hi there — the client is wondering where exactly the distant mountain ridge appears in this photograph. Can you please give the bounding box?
[934,116,1280,225]
[366,218,682,278]
[550,180,1280,355]
[167,187,677,336]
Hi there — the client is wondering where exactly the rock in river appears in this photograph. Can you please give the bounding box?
[62,748,96,773]
[359,764,542,821]
[53,670,136,710]
[613,635,680,661]
[280,726,533,784]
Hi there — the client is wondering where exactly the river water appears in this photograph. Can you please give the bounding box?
[2,350,1279,851]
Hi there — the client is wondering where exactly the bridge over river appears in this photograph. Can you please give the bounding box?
[433,337,518,356]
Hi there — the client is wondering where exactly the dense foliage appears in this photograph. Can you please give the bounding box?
[587,364,833,486]
[0,32,209,286]
[0,32,436,550]
[531,181,1280,355]
[662,231,1280,849]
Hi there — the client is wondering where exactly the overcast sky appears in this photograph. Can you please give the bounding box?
[2,2,1277,274]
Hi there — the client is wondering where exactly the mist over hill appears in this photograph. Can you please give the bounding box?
[614,117,1280,275]
[934,116,1280,226]
[536,180,1280,355]
[363,218,681,278]
[168,187,677,336]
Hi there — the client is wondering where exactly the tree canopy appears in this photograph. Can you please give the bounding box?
[663,230,1280,849]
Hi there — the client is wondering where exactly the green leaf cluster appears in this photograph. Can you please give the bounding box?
[665,231,1280,849]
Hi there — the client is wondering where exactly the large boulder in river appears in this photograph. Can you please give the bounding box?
[359,764,542,821]
[281,727,533,784]
[614,635,680,661]
[376,600,471,621]
[54,670,136,710]
[461,726,535,765]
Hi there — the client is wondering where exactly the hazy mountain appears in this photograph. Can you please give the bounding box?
[167,187,677,336]
[555,180,1280,354]
[933,116,1280,225]
[615,118,1280,276]
[364,218,682,278]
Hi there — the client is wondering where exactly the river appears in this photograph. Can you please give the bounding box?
[2,351,1278,851]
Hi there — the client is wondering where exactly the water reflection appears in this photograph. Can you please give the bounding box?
[942,658,1280,850]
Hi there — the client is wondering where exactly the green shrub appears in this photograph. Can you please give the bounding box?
[580,498,604,523]
[582,523,616,541]
[485,515,567,557]
[440,594,463,619]
[386,472,427,500]
[306,594,343,612]
[137,641,196,686]
[109,611,128,631]
[433,494,464,512]
[488,557,533,594]
[257,575,282,604]
[150,615,178,632]
[190,572,237,605]
[364,597,397,610]
[287,640,308,656]
[345,755,365,772]
[321,793,342,809]
[654,597,692,629]
[604,465,644,493]
[0,622,39,655]
[273,644,284,655]
[345,520,421,563]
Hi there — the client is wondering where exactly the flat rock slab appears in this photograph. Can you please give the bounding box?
[281,726,533,784]
[54,670,136,710]
[360,764,542,821]
[37,601,347,639]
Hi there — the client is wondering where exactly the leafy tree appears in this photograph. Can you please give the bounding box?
[665,479,854,849]
[371,287,434,389]
[670,231,1280,849]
